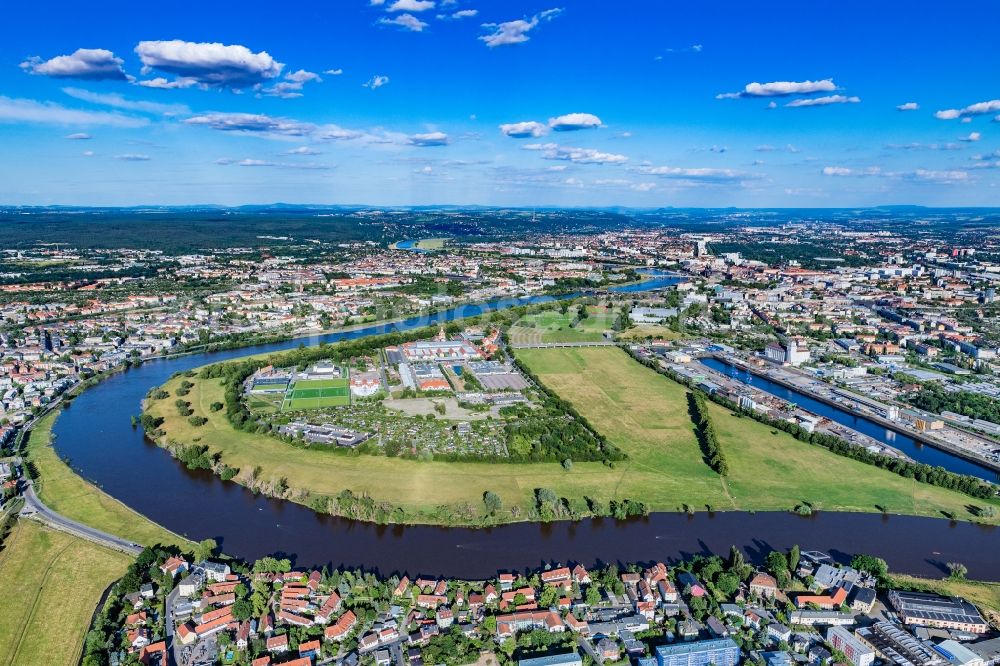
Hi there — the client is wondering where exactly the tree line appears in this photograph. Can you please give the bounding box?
[687,390,730,476]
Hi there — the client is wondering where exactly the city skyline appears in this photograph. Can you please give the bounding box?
[2,0,1000,207]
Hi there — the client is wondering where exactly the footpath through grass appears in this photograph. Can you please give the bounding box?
[25,411,191,550]
[0,520,131,666]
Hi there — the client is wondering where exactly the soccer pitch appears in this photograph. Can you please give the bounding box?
[282,377,351,410]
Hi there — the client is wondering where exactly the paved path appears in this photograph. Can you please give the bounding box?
[19,478,143,556]
[509,340,616,349]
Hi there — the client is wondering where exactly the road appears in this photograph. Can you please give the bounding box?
[18,477,143,556]
[165,586,182,666]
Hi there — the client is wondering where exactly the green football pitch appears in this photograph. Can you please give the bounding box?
[282,378,350,410]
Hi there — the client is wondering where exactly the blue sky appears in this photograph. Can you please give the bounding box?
[2,0,999,207]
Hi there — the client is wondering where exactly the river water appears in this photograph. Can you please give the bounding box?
[699,358,999,483]
[50,279,1000,578]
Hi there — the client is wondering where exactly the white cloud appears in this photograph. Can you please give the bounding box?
[378,13,429,31]
[885,142,961,151]
[363,75,390,89]
[0,96,148,128]
[20,48,128,81]
[548,112,602,131]
[911,169,969,182]
[935,99,1000,120]
[134,40,283,89]
[524,142,627,164]
[184,112,313,136]
[323,68,344,76]
[62,87,189,115]
[480,8,562,48]
[260,69,323,98]
[387,0,435,11]
[821,166,882,177]
[285,146,321,155]
[136,77,197,89]
[219,157,330,170]
[632,165,747,181]
[897,102,919,111]
[82,150,94,156]
[408,131,449,146]
[785,95,860,108]
[65,132,91,140]
[717,79,837,99]
[499,121,548,138]
[115,153,151,161]
[447,9,477,18]
[960,132,982,142]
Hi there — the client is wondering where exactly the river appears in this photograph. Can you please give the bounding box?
[699,357,1000,483]
[50,279,1000,579]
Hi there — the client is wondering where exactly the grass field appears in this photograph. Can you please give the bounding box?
[0,520,131,666]
[615,325,684,342]
[508,306,613,345]
[26,411,191,549]
[282,377,350,410]
[147,346,1000,525]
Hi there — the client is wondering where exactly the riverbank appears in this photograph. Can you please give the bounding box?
[25,411,192,550]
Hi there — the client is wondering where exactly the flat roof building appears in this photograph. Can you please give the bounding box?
[518,652,582,666]
[654,638,741,666]
[888,591,989,634]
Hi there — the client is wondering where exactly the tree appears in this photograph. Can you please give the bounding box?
[483,491,503,515]
[789,544,800,573]
[766,551,790,587]
[850,554,889,583]
[195,538,218,562]
[947,562,968,580]
[585,585,602,606]
[232,599,253,621]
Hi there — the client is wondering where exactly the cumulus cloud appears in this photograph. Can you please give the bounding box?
[115,153,151,161]
[363,75,390,89]
[82,150,94,156]
[442,9,478,19]
[136,77,197,89]
[285,146,321,155]
[524,142,627,164]
[378,13,429,31]
[785,95,860,108]
[548,112,602,131]
[323,68,344,76]
[935,99,1000,120]
[65,132,91,140]
[897,102,919,111]
[387,0,435,10]
[0,96,148,127]
[260,69,322,98]
[20,48,129,81]
[134,40,283,89]
[408,131,449,146]
[717,79,837,99]
[184,112,313,136]
[480,8,562,48]
[499,121,548,138]
[959,131,982,142]
[62,87,188,115]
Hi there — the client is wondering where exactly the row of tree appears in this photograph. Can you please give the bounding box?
[687,390,730,476]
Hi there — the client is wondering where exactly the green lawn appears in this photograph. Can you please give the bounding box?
[283,378,351,410]
[0,520,132,666]
[25,411,191,550]
[146,346,1000,525]
[509,306,613,345]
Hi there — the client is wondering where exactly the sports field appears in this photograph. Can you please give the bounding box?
[282,377,350,410]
